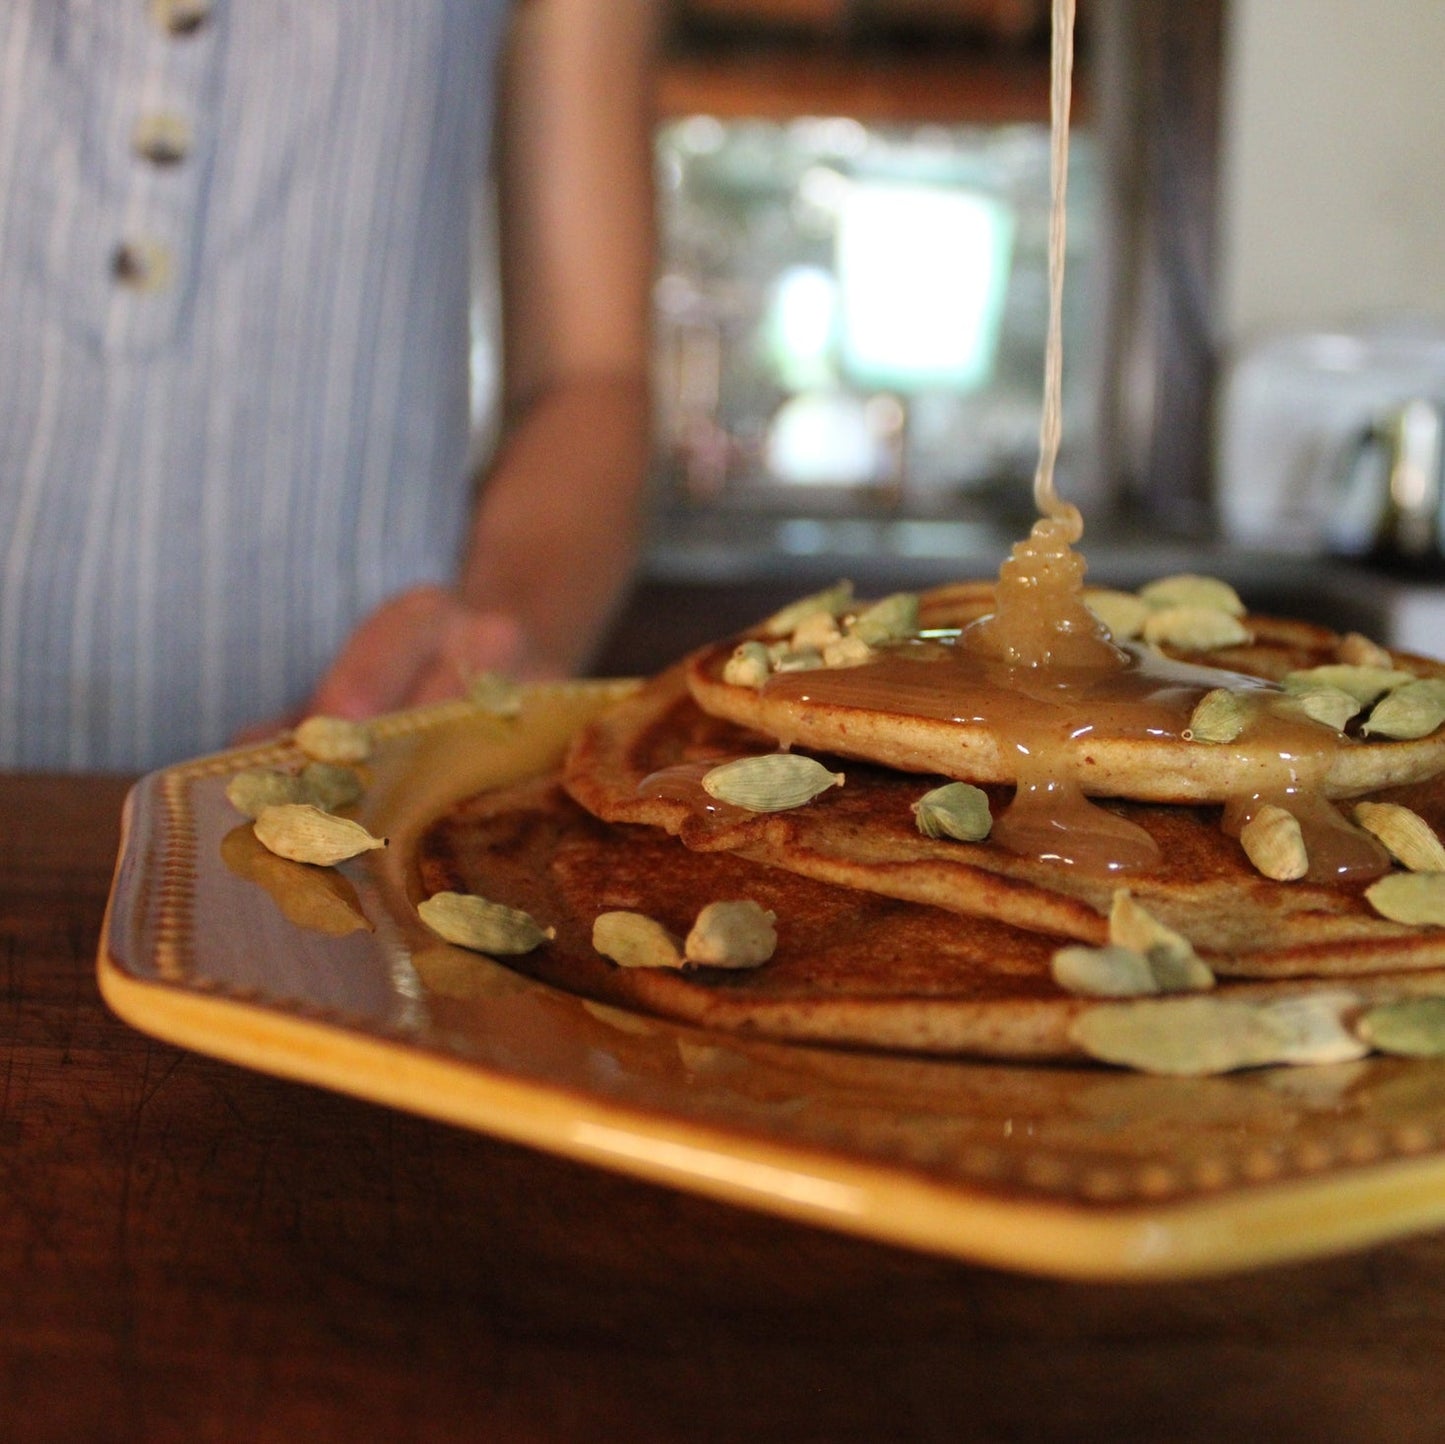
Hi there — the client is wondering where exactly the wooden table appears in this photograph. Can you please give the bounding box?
[6,772,1445,1444]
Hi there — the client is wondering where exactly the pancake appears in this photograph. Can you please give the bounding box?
[416,772,1445,1061]
[684,583,1445,805]
[562,665,1445,980]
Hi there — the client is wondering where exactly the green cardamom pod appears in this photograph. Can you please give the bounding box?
[1271,684,1361,733]
[759,581,854,638]
[701,754,844,812]
[1353,802,1445,873]
[912,782,992,842]
[1361,678,1445,740]
[1365,872,1445,926]
[293,714,372,764]
[253,804,386,866]
[1282,664,1415,706]
[592,911,684,969]
[684,900,777,969]
[1084,588,1149,641]
[225,766,309,819]
[1357,997,1445,1057]
[849,592,920,646]
[1183,688,1253,744]
[1138,573,1245,616]
[419,891,554,954]
[1051,945,1161,998]
[722,640,772,689]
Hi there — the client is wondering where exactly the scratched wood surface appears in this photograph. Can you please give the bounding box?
[5,771,1445,1444]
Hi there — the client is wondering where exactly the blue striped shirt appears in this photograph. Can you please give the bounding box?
[0,1,509,771]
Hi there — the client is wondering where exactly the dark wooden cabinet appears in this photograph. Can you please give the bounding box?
[659,0,1083,123]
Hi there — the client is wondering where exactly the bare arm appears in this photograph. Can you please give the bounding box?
[302,0,657,720]
[462,0,657,672]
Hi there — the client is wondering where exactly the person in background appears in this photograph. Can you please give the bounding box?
[0,0,657,772]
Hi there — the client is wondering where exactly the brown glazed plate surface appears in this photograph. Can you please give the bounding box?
[98,681,1445,1281]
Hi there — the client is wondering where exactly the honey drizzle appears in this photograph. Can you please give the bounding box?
[1033,0,1077,533]
[964,0,1101,674]
[955,0,1161,869]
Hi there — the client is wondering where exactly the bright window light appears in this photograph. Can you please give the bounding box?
[836,182,1014,393]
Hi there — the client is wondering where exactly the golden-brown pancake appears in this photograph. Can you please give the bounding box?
[417,771,1445,1061]
[561,666,1445,980]
[684,584,1445,804]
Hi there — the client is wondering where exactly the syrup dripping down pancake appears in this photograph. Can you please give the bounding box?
[416,770,1445,1061]
[683,583,1445,806]
[561,665,1445,980]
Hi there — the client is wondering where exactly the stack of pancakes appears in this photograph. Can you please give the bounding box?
[417,582,1445,1063]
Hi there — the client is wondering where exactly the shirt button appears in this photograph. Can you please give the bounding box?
[111,240,173,292]
[132,113,193,167]
[148,0,212,37]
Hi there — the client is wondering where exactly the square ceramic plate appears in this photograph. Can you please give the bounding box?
[98,682,1445,1281]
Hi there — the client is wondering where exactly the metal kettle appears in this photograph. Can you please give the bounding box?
[1329,398,1445,569]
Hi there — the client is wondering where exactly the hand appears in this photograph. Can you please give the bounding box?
[307,585,541,719]
[234,586,538,742]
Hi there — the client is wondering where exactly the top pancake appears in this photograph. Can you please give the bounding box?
[684,581,1445,805]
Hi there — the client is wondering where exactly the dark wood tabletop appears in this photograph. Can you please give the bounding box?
[7,770,1445,1444]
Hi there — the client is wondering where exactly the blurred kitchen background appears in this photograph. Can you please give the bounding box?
[552,0,1445,672]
